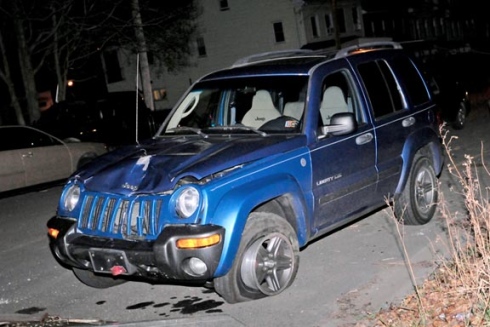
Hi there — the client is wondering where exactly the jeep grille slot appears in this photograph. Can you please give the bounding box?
[79,195,163,238]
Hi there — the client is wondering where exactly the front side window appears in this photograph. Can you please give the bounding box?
[319,70,364,126]
[162,76,308,135]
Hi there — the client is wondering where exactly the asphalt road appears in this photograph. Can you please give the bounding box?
[1,105,489,327]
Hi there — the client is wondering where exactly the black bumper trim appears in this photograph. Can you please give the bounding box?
[47,216,225,281]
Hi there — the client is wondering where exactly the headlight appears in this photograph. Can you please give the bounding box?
[175,186,200,218]
[64,184,81,211]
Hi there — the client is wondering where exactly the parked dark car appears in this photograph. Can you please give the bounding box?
[34,92,157,147]
[429,74,471,129]
[94,92,157,147]
[34,100,101,142]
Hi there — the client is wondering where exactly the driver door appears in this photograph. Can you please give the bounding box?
[310,68,377,231]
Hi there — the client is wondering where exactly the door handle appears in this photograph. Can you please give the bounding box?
[22,152,33,158]
[356,133,373,145]
[402,117,416,127]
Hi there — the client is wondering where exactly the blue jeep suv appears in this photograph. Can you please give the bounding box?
[47,41,443,303]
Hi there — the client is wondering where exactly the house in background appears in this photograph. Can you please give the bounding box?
[102,0,364,110]
[100,0,486,111]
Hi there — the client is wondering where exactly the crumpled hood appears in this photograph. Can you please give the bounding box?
[74,135,306,195]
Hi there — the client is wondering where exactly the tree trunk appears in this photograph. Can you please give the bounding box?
[0,32,25,125]
[14,16,40,124]
[131,0,154,111]
[52,11,67,103]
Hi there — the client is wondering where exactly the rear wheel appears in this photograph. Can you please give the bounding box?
[73,268,127,289]
[395,155,438,225]
[214,212,299,303]
[452,101,467,130]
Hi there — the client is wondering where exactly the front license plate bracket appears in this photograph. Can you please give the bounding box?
[88,248,135,275]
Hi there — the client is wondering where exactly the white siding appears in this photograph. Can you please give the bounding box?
[105,0,362,110]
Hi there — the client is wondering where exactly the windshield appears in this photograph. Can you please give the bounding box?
[161,76,308,136]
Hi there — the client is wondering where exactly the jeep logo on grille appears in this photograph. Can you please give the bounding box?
[122,182,138,191]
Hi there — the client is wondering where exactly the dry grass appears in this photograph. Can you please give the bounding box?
[364,128,490,326]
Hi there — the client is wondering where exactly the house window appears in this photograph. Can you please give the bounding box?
[325,14,334,35]
[153,88,167,101]
[310,16,319,38]
[219,0,229,11]
[197,37,207,57]
[273,22,285,42]
[352,7,361,31]
[103,50,123,83]
[336,8,346,33]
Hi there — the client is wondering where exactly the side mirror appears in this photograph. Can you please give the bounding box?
[320,112,357,137]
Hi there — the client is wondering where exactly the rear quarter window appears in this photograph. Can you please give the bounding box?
[391,56,430,106]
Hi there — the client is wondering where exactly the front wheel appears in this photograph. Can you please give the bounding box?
[73,268,127,289]
[214,212,299,303]
[394,155,438,225]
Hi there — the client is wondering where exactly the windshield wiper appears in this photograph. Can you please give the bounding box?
[168,127,208,138]
[207,126,267,137]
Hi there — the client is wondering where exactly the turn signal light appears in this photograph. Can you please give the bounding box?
[48,228,60,239]
[176,234,221,249]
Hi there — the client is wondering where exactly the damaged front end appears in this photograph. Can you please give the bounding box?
[46,131,303,287]
[47,175,225,283]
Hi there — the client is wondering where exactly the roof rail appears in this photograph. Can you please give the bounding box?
[232,49,316,67]
[334,41,403,58]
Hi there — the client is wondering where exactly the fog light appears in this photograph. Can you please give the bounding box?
[183,257,208,277]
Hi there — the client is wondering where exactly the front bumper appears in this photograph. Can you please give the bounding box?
[47,216,225,281]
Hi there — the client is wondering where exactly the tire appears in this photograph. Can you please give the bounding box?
[214,212,299,303]
[395,155,438,225]
[73,268,127,289]
[452,101,467,130]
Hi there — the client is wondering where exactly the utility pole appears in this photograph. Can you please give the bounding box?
[131,0,154,111]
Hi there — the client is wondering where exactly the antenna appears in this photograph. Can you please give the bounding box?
[135,53,140,144]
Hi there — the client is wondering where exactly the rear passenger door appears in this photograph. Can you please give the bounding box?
[353,52,431,196]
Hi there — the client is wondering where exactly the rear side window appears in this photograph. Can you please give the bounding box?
[391,56,430,106]
[358,60,404,119]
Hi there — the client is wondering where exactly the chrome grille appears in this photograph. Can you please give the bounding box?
[79,194,163,238]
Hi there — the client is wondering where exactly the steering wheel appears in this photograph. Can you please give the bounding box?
[259,116,300,132]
